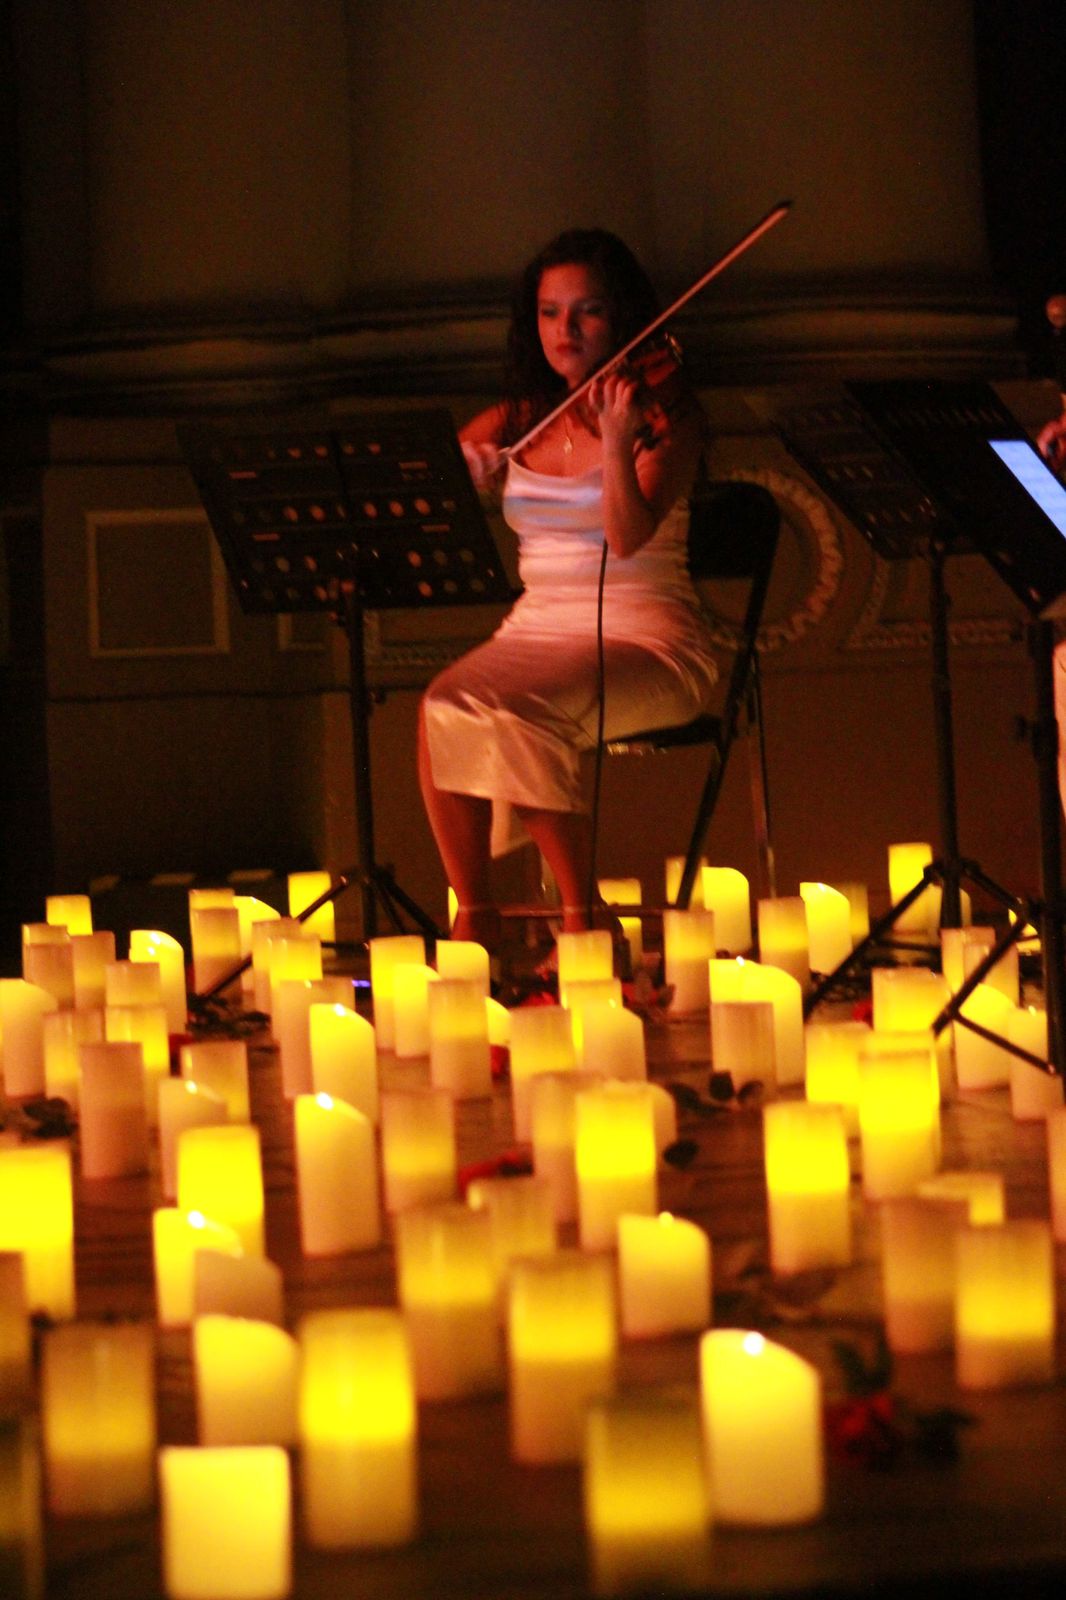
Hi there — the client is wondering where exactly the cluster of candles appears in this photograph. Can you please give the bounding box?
[0,844,1061,1599]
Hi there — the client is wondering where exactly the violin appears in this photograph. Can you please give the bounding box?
[503,200,791,461]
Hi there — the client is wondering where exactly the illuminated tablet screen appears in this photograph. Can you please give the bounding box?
[989,439,1066,540]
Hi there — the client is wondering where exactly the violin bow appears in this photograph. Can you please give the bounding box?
[502,198,792,461]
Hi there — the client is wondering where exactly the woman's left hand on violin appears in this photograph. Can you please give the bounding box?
[588,370,646,450]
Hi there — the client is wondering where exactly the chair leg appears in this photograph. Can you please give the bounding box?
[675,746,726,908]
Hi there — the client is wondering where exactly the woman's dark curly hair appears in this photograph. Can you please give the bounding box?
[498,228,661,448]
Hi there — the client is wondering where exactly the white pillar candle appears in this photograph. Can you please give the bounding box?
[288,869,335,943]
[309,1003,379,1122]
[597,876,642,909]
[955,984,1015,1089]
[509,1005,577,1141]
[105,1003,169,1126]
[395,1202,500,1400]
[0,1145,74,1320]
[368,934,426,1052]
[190,905,242,996]
[710,998,776,1092]
[870,967,952,1098]
[831,880,870,944]
[573,1003,645,1080]
[700,866,751,954]
[0,1253,31,1415]
[43,1007,103,1111]
[176,1125,265,1256]
[665,855,705,907]
[917,1169,1005,1225]
[584,1390,711,1598]
[1046,1104,1066,1241]
[79,1040,148,1179]
[71,930,118,1013]
[1006,1008,1061,1121]
[106,958,163,1010]
[763,1102,851,1275]
[509,1251,616,1464]
[45,894,92,935]
[531,1070,607,1225]
[557,930,615,1000]
[269,942,325,1042]
[485,996,511,1047]
[0,980,56,1097]
[189,888,235,911]
[617,1212,711,1339]
[152,1208,243,1329]
[436,939,491,995]
[575,1081,657,1252]
[941,925,1019,1004]
[23,936,74,1010]
[955,1220,1055,1390]
[700,1329,823,1525]
[562,978,623,1019]
[880,1194,969,1354]
[804,1019,868,1136]
[756,896,810,987]
[392,963,439,1059]
[234,897,279,996]
[379,1086,456,1213]
[298,1307,417,1549]
[42,1320,155,1516]
[888,840,938,935]
[194,1250,284,1326]
[194,1315,298,1446]
[619,916,643,974]
[129,929,187,1034]
[158,1080,228,1201]
[428,979,491,1099]
[251,916,302,1014]
[179,1039,250,1122]
[662,909,716,1014]
[295,1094,380,1256]
[274,975,347,1099]
[858,1041,940,1199]
[798,882,852,975]
[709,959,805,1087]
[466,1174,557,1314]
[159,1445,291,1600]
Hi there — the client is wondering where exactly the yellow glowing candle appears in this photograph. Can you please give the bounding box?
[662,909,716,1013]
[955,984,1015,1089]
[295,1094,379,1255]
[1046,1105,1066,1241]
[0,1254,30,1416]
[22,935,73,1010]
[233,898,279,997]
[509,1251,616,1463]
[194,1316,298,1446]
[43,1007,103,1111]
[709,958,805,1087]
[831,880,870,944]
[485,996,511,1047]
[510,1005,577,1141]
[598,876,642,909]
[941,925,1019,1004]
[700,1329,823,1524]
[105,1002,169,1125]
[888,840,938,936]
[880,1194,969,1354]
[617,1212,711,1339]
[562,978,623,1021]
[269,935,325,1033]
[190,905,242,996]
[194,1250,283,1326]
[395,1202,500,1399]
[288,869,335,942]
[757,896,810,987]
[799,882,851,975]
[298,1307,417,1549]
[764,1102,851,1274]
[0,1416,42,1600]
[466,1174,557,1313]
[71,930,117,1012]
[710,997,775,1092]
[160,1445,291,1600]
[584,1391,711,1597]
[42,1320,155,1515]
[917,1169,1005,1225]
[531,1070,606,1225]
[129,929,187,1034]
[152,1208,243,1329]
[665,855,705,907]
[106,958,163,1009]
[436,939,491,995]
[251,916,302,1013]
[423,981,488,1099]
[0,980,56,1097]
[79,1040,148,1179]
[955,1220,1055,1390]
[391,963,438,1059]
[309,1003,379,1122]
[575,1081,657,1251]
[557,930,615,1000]
[46,894,92,936]
[858,1042,939,1199]
[804,1019,868,1135]
[700,866,751,954]
[0,1145,74,1320]
[274,974,347,1098]
[380,1086,456,1213]
[179,1038,250,1122]
[870,967,952,1096]
[369,933,427,1052]
[158,1079,228,1201]
[1006,1008,1060,1120]
[572,1002,645,1080]
[177,1125,265,1256]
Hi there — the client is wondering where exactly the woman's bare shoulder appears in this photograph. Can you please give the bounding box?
[459,403,509,445]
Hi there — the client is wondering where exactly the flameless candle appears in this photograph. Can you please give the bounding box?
[0,1416,42,1600]
[1007,1008,1062,1120]
[233,898,278,997]
[562,979,623,1023]
[955,1220,1055,1389]
[1046,1105,1066,1241]
[43,1007,103,1110]
[662,909,716,1013]
[158,1079,228,1200]
[288,869,335,943]
[160,1445,291,1600]
[831,880,870,944]
[598,876,642,909]
[665,855,705,907]
[380,1086,456,1213]
[804,1019,868,1135]
[510,1005,577,1141]
[0,1145,74,1319]
[557,930,615,1000]
[531,1070,606,1225]
[22,937,73,1010]
[710,997,776,1092]
[71,930,117,1013]
[799,882,851,975]
[190,905,242,996]
[45,894,92,936]
[395,1202,500,1399]
[269,941,325,1040]
[391,963,438,1058]
[298,1307,417,1549]
[153,1208,243,1329]
[619,916,643,973]
[79,1040,148,1179]
[955,985,1015,1089]
[888,840,938,936]
[0,1254,30,1416]
[194,1316,298,1446]
[105,1002,168,1125]
[509,1251,616,1464]
[575,1081,657,1251]
[177,1125,265,1255]
[858,1041,939,1199]
[129,930,186,1033]
[295,1094,380,1255]
[757,896,809,987]
[42,1320,155,1515]
[941,925,1019,1004]
[188,887,235,911]
[709,959,805,1086]
[428,979,492,1099]
[617,1212,710,1338]
[369,934,426,1051]
[0,980,56,1097]
[879,1195,969,1354]
[870,967,953,1097]
[584,1390,711,1598]
[700,1329,823,1524]
[251,916,301,1013]
[436,939,491,995]
[572,1002,645,1080]
[179,1038,250,1122]
[106,958,162,1009]
[466,1174,557,1313]
[194,1250,284,1326]
[917,1169,1005,1225]
[485,996,511,1047]
[700,866,751,954]
[274,975,347,1098]
[764,1102,851,1275]
[309,1003,379,1122]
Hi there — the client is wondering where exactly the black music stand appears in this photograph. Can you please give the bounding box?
[179,408,514,962]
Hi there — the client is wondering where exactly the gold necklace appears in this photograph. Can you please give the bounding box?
[563,413,574,456]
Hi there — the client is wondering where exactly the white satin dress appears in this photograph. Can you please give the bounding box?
[423,458,719,852]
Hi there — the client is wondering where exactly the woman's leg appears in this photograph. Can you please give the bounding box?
[417,704,498,944]
[514,805,611,934]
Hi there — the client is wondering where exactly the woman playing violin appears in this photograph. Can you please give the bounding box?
[418,227,720,952]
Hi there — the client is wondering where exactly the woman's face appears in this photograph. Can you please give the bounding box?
[536,263,614,389]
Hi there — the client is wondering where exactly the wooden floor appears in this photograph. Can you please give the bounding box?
[30,945,1066,1600]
